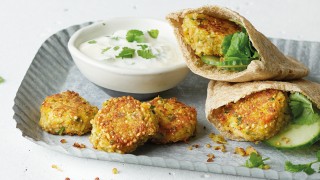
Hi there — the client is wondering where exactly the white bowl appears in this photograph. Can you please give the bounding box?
[68,18,189,94]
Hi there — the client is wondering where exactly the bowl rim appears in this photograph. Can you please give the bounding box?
[68,17,188,76]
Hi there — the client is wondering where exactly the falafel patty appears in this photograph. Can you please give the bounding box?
[210,89,291,141]
[39,91,98,135]
[149,97,197,144]
[89,96,158,154]
[182,13,241,57]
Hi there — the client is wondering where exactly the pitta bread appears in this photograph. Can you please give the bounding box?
[205,79,320,141]
[166,5,309,82]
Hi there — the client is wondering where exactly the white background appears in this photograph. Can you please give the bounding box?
[1,0,320,179]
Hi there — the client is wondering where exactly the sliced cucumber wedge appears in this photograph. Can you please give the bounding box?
[201,55,221,66]
[265,121,320,150]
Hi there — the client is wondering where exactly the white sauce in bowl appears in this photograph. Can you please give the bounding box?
[79,30,181,69]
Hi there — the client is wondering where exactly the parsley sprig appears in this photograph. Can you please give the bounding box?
[245,153,270,169]
[148,29,159,39]
[285,150,320,175]
[137,44,155,59]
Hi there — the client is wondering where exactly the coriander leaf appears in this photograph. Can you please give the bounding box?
[88,40,97,44]
[116,47,135,59]
[58,127,65,135]
[101,47,111,54]
[137,49,156,59]
[245,153,269,169]
[284,161,316,175]
[148,29,159,39]
[113,46,120,51]
[126,30,145,43]
[304,165,316,175]
[138,44,148,50]
[0,76,4,84]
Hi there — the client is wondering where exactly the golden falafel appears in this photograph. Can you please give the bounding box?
[39,91,98,135]
[210,89,290,141]
[182,13,241,57]
[89,96,158,154]
[149,97,197,144]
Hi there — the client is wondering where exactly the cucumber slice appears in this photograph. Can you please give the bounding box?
[265,121,320,150]
[201,55,221,66]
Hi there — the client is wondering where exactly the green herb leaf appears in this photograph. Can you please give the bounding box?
[219,29,259,71]
[58,127,65,135]
[284,161,316,175]
[245,153,269,169]
[0,76,4,84]
[148,29,159,39]
[137,49,156,59]
[113,46,120,51]
[101,47,111,54]
[138,44,148,50]
[88,40,97,44]
[126,30,145,43]
[289,93,320,125]
[116,47,135,59]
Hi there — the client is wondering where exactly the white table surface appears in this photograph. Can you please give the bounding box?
[1,0,320,179]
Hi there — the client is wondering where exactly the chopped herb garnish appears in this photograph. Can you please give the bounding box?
[138,44,148,50]
[285,150,320,175]
[237,116,242,125]
[113,46,120,51]
[111,36,120,40]
[88,40,97,44]
[58,127,65,135]
[148,29,159,39]
[101,47,111,54]
[116,47,135,59]
[0,76,4,84]
[126,30,145,43]
[137,49,156,59]
[245,153,270,169]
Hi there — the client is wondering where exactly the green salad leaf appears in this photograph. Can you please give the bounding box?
[116,47,135,59]
[126,30,145,43]
[214,28,259,71]
[148,29,159,39]
[289,93,320,125]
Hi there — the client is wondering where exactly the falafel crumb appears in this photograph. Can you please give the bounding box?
[205,144,212,148]
[73,142,86,149]
[245,146,258,155]
[65,178,70,180]
[234,147,246,156]
[213,145,226,152]
[112,168,119,174]
[192,144,200,148]
[281,137,291,144]
[206,153,215,162]
[51,164,62,172]
[95,177,100,180]
[209,133,227,144]
[60,139,67,143]
[263,165,271,170]
[188,146,193,150]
